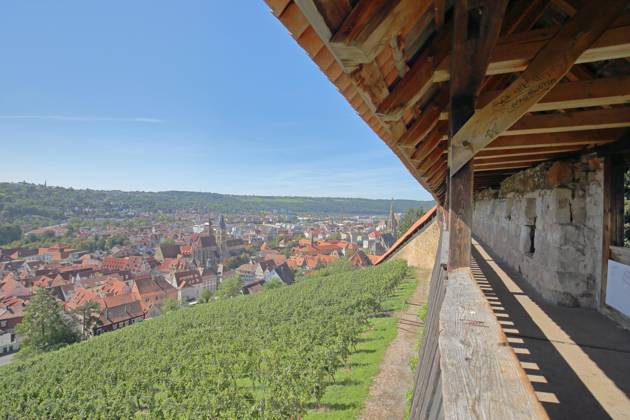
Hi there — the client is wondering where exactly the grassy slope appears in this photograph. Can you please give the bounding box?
[306,268,418,419]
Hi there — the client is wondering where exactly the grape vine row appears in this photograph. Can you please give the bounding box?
[0,260,408,419]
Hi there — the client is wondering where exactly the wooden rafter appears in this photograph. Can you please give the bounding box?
[269,0,630,201]
[377,14,630,120]
[505,108,630,135]
[477,76,630,112]
[328,0,433,69]
[450,0,628,174]
[485,129,622,150]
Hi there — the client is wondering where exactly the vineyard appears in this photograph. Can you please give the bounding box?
[0,260,409,419]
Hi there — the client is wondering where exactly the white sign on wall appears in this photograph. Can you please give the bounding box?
[606,259,630,317]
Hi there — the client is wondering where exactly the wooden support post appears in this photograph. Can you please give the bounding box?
[448,0,507,272]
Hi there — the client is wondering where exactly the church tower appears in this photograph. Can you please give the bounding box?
[388,200,398,238]
[217,214,227,259]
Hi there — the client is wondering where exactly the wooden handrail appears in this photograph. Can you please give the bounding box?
[410,227,546,419]
[609,245,630,265]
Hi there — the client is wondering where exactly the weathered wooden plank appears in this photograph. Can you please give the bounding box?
[400,91,449,147]
[476,145,582,159]
[474,162,534,171]
[485,129,621,150]
[312,0,352,31]
[266,0,291,17]
[476,76,630,112]
[410,121,448,160]
[505,108,630,136]
[439,269,546,419]
[450,0,627,174]
[376,25,452,120]
[474,155,552,166]
[330,0,433,68]
[434,0,446,31]
[410,226,448,419]
[437,16,630,79]
[378,15,630,120]
[610,245,630,265]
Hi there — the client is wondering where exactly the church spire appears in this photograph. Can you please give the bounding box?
[388,199,398,238]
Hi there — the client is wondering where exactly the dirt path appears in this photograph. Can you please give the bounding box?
[359,268,430,420]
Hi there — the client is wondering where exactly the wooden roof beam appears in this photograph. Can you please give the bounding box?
[477,75,630,112]
[450,0,627,174]
[476,145,584,158]
[485,129,622,150]
[474,162,534,171]
[327,0,434,69]
[377,13,630,121]
[410,122,448,160]
[398,90,448,147]
[505,108,630,136]
[474,155,560,166]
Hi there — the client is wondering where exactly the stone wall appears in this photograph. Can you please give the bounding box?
[388,218,440,270]
[473,156,604,308]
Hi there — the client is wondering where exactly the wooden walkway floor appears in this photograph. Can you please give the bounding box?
[472,240,630,420]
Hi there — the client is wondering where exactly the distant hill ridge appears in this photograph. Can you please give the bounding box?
[0,182,433,227]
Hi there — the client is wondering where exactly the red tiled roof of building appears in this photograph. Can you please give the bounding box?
[374,206,437,265]
[0,296,27,328]
[0,274,31,299]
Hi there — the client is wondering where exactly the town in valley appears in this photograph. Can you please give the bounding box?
[1,184,426,357]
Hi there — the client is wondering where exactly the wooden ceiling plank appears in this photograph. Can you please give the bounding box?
[280,2,311,39]
[485,129,622,150]
[450,0,627,174]
[418,143,447,173]
[329,0,434,69]
[398,92,447,147]
[410,122,448,160]
[380,14,630,122]
[505,108,630,135]
[474,155,559,166]
[312,0,353,32]
[376,25,452,120]
[267,0,292,17]
[501,0,550,35]
[434,0,446,31]
[476,145,582,158]
[474,162,533,171]
[478,76,630,112]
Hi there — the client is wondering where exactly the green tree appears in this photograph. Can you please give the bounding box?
[16,288,79,357]
[161,298,180,314]
[0,224,22,245]
[199,288,212,303]
[263,278,284,291]
[72,300,101,340]
[397,207,426,237]
[160,237,176,246]
[216,275,242,299]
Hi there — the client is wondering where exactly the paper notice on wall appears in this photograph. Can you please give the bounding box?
[606,259,630,317]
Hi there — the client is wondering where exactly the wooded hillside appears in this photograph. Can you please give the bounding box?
[0,182,432,228]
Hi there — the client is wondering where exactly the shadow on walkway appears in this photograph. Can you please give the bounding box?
[471,240,630,420]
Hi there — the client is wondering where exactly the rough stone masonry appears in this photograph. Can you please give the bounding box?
[473,155,604,308]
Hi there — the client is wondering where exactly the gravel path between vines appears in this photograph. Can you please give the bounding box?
[358,268,430,420]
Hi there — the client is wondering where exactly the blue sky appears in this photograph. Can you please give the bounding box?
[0,1,430,201]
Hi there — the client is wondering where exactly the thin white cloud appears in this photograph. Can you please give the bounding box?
[0,115,163,123]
